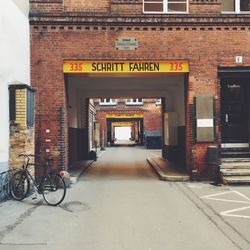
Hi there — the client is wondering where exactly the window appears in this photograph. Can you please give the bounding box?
[155,98,162,105]
[99,98,117,105]
[222,0,250,13]
[9,85,35,127]
[126,98,143,105]
[9,88,16,122]
[143,0,188,14]
[26,89,35,127]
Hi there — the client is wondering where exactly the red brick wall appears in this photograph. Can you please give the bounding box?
[111,1,142,15]
[30,0,110,13]
[189,1,221,14]
[64,0,110,12]
[30,1,250,178]
[30,1,63,13]
[31,32,67,169]
[30,0,223,15]
[144,112,162,132]
[95,100,162,145]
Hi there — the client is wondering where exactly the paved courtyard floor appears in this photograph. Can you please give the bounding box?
[0,147,249,250]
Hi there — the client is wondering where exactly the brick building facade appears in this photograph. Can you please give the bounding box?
[93,98,162,148]
[30,0,250,180]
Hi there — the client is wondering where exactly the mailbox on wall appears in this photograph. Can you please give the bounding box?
[194,95,215,142]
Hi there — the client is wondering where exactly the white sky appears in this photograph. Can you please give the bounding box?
[115,127,131,140]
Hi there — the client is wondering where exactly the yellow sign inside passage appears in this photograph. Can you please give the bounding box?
[112,122,134,127]
[63,61,189,73]
[106,114,144,118]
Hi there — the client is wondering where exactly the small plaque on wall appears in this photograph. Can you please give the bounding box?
[197,119,213,128]
[195,96,215,142]
[115,38,138,50]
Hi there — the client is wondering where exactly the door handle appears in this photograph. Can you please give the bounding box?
[225,114,228,123]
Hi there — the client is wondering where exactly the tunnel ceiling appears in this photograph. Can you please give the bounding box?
[67,74,185,98]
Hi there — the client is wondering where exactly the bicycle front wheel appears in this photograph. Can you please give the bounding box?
[10,170,30,201]
[42,173,66,206]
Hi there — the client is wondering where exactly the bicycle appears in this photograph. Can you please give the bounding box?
[10,153,66,206]
[0,170,11,200]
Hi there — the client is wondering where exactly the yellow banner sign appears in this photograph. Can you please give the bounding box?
[63,61,189,73]
[106,114,143,119]
[112,122,133,127]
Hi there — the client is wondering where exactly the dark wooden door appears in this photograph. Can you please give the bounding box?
[221,80,248,143]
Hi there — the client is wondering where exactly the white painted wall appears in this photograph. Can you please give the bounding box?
[12,0,29,17]
[0,0,30,172]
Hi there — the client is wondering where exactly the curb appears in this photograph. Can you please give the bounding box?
[69,160,95,184]
[147,158,190,182]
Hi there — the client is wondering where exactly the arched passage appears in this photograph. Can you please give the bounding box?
[65,71,187,170]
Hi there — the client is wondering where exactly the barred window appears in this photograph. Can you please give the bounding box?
[143,0,188,14]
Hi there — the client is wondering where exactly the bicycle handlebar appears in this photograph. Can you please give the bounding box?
[18,154,53,165]
[18,153,40,158]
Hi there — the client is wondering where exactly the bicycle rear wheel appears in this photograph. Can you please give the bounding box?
[10,170,30,201]
[42,173,66,206]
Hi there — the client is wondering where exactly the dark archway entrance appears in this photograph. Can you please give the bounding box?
[107,117,144,146]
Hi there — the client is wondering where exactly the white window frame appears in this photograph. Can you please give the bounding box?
[155,98,162,105]
[99,98,117,106]
[221,0,250,14]
[143,0,189,14]
[125,98,144,105]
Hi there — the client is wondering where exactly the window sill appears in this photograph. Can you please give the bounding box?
[126,103,144,105]
[143,11,189,14]
[221,11,250,14]
[99,103,117,106]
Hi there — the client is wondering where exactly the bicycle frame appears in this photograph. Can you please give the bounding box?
[22,156,51,195]
[11,153,66,206]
